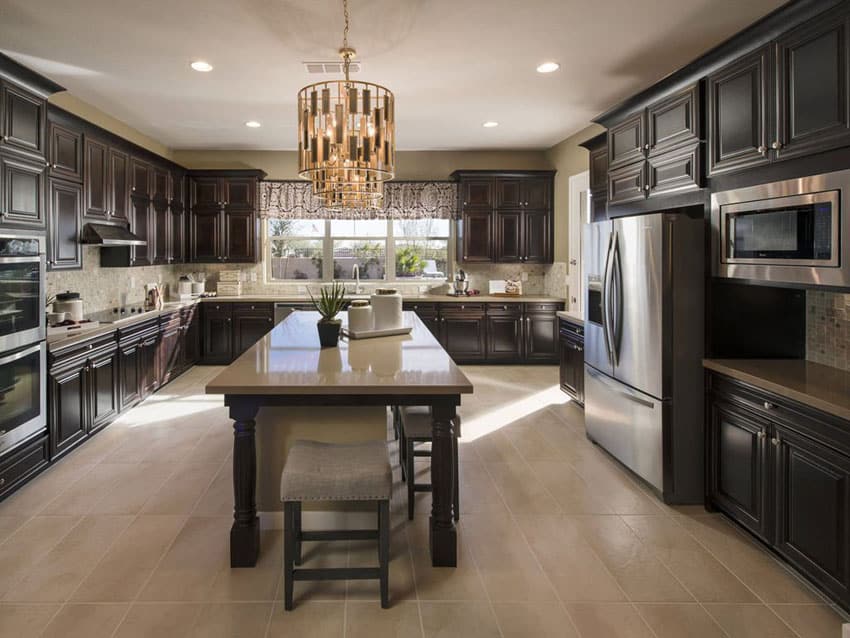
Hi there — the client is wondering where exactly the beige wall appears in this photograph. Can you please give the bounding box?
[48,93,174,160]
[170,149,552,180]
[544,124,604,263]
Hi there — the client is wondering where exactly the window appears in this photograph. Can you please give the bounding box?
[266,218,450,282]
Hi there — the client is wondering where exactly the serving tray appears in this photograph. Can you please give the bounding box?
[342,325,413,340]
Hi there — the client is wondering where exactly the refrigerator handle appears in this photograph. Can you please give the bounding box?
[602,231,615,366]
[611,231,623,366]
[586,365,656,408]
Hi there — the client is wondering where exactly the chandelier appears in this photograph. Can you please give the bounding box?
[297,0,395,210]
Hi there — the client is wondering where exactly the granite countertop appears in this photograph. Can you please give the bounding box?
[556,311,584,325]
[703,358,850,422]
[206,311,474,396]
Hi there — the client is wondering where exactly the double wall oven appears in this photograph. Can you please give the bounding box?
[712,168,850,288]
[0,235,47,456]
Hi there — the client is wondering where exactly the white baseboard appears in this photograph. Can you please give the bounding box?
[259,510,378,531]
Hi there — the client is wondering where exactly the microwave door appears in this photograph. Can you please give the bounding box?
[583,221,614,377]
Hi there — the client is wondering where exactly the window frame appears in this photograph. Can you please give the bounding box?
[265,218,453,283]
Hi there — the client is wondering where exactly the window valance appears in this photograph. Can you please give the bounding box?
[259,180,457,220]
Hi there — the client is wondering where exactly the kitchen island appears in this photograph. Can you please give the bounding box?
[206,310,473,568]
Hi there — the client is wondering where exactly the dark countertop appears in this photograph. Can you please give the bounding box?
[703,358,850,422]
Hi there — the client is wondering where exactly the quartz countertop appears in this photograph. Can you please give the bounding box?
[206,311,473,396]
[703,358,850,422]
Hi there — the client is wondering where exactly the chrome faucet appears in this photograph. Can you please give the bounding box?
[352,264,362,294]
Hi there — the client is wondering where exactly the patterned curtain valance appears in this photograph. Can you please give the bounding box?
[259,180,457,220]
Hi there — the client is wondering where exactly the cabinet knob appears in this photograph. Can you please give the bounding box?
[267,318,272,322]
[771,436,781,446]
[502,305,507,310]
[87,344,93,350]
[461,305,465,310]
[1,135,7,142]
[131,187,136,191]
[771,141,783,150]
[463,201,468,206]
[763,401,775,410]
[643,185,650,191]
[757,145,767,155]
[643,143,650,150]
[0,478,5,487]
[757,430,766,439]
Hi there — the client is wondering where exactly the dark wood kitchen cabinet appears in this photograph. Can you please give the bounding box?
[0,80,46,160]
[440,304,487,363]
[138,330,160,399]
[0,152,46,229]
[707,371,850,611]
[47,178,82,271]
[224,208,256,262]
[453,170,555,264]
[169,206,186,264]
[152,200,169,265]
[47,122,82,182]
[130,157,151,199]
[182,305,200,369]
[201,303,233,364]
[159,312,183,386]
[559,318,584,405]
[0,435,49,502]
[190,206,222,262]
[232,303,274,357]
[608,111,646,170]
[108,148,129,223]
[486,304,523,361]
[524,304,559,362]
[582,133,609,223]
[129,196,152,266]
[84,137,109,218]
[48,333,119,460]
[118,318,159,410]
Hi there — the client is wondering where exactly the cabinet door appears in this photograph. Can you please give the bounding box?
[88,349,118,433]
[171,171,185,207]
[202,306,233,364]
[647,84,700,156]
[589,146,609,193]
[707,46,772,176]
[152,201,169,265]
[608,112,646,169]
[139,334,159,398]
[0,82,45,159]
[460,210,492,262]
[707,399,770,541]
[225,178,255,207]
[183,310,200,367]
[414,311,443,344]
[84,138,109,219]
[647,143,702,197]
[0,153,45,229]
[47,178,82,271]
[49,363,87,460]
[130,157,151,199]
[524,312,558,362]
[159,324,181,386]
[191,177,222,206]
[152,167,169,203]
[774,425,850,606]
[607,161,647,205]
[119,341,141,411]
[775,8,850,160]
[494,211,522,262]
[190,207,222,262]
[589,189,608,223]
[441,313,486,362]
[108,148,129,223]
[169,206,185,264]
[232,310,274,357]
[223,209,256,263]
[522,178,550,209]
[495,178,522,208]
[523,210,551,263]
[130,196,152,266]
[560,338,583,399]
[48,122,82,182]
[486,313,523,362]
[459,179,493,208]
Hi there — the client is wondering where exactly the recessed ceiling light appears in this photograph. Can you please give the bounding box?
[482,121,499,128]
[245,121,262,128]
[536,61,560,73]
[190,61,213,72]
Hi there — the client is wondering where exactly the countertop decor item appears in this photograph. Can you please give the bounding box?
[371,289,403,331]
[144,284,163,311]
[309,280,346,347]
[53,291,85,322]
[453,269,469,294]
[296,0,395,210]
[348,298,373,333]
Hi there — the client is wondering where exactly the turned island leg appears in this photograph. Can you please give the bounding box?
[429,399,458,567]
[229,401,260,567]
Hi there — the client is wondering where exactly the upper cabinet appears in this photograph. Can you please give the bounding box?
[707,3,850,176]
[0,81,46,161]
[452,171,555,265]
[581,133,609,223]
[48,122,82,183]
[608,112,646,170]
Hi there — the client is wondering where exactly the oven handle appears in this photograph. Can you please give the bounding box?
[0,255,42,264]
[0,342,42,366]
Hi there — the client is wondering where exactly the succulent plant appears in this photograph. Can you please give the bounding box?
[309,281,347,322]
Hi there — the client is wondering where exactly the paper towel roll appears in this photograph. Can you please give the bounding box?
[371,291,403,330]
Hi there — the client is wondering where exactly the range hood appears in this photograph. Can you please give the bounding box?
[81,223,146,246]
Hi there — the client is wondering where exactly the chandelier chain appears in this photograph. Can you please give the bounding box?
[342,0,351,81]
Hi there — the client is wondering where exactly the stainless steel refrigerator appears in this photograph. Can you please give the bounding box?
[583,211,704,504]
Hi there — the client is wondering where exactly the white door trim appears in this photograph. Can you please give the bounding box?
[568,170,589,318]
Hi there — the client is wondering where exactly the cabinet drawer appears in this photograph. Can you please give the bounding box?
[203,302,233,315]
[0,434,49,500]
[608,112,646,169]
[647,143,702,197]
[118,318,160,343]
[525,302,562,313]
[441,303,485,315]
[49,331,117,368]
[486,302,523,314]
[608,161,647,204]
[232,302,273,314]
[404,302,438,313]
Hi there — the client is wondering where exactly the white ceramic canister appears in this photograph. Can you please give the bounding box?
[370,289,403,330]
[53,291,84,322]
[348,299,373,333]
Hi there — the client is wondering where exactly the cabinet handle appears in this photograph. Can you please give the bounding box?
[771,141,783,150]
[1,135,7,141]
[461,305,465,310]
[763,401,775,410]
[413,305,418,310]
[643,185,650,191]
[757,145,767,155]
[251,305,255,310]
[463,201,467,206]
[757,430,766,439]
[771,436,781,446]
[643,143,650,150]
[267,318,272,322]
[0,478,5,487]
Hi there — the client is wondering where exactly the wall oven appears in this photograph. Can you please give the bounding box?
[0,342,46,455]
[711,169,850,288]
[0,235,46,351]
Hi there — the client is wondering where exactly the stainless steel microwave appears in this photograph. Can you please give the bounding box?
[711,169,850,288]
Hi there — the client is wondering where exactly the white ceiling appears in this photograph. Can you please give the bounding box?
[0,0,784,151]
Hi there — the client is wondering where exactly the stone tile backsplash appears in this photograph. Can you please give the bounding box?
[807,290,850,371]
[47,247,568,314]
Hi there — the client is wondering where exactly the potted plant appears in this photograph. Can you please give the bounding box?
[309,281,347,347]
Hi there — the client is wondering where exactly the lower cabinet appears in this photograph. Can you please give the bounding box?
[558,318,584,405]
[486,307,523,361]
[0,435,49,501]
[441,305,487,363]
[707,372,850,611]
[88,347,119,434]
[49,359,87,459]
[138,331,160,399]
[525,309,559,362]
[232,303,274,355]
[201,303,234,364]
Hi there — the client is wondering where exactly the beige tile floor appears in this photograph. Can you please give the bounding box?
[0,364,847,637]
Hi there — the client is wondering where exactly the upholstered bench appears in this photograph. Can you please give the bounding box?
[396,406,460,521]
[280,439,392,610]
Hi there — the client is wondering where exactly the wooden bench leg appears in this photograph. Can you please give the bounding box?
[407,437,415,520]
[379,500,390,609]
[294,501,303,566]
[452,435,460,522]
[399,424,407,483]
[283,502,296,610]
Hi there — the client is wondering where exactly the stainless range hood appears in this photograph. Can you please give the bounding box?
[81,223,146,246]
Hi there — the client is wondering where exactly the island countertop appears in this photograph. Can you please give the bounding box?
[206,310,473,396]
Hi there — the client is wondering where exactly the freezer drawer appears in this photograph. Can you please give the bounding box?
[584,364,664,492]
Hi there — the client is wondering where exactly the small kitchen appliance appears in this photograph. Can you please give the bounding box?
[452,269,469,294]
